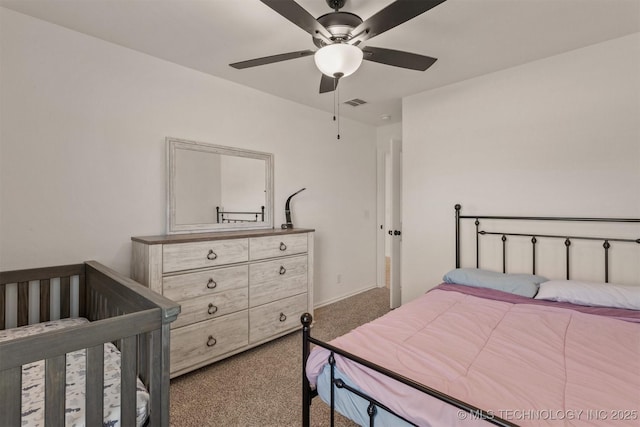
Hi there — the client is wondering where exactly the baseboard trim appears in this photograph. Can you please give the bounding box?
[314,284,380,309]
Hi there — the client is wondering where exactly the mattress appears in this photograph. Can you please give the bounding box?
[0,317,149,427]
[306,284,640,426]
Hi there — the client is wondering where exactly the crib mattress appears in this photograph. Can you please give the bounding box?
[0,317,149,427]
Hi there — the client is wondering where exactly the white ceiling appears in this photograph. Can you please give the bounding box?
[2,0,639,126]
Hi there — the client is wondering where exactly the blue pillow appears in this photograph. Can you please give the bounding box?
[443,268,548,298]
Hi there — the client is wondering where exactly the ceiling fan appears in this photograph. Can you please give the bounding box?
[230,0,446,94]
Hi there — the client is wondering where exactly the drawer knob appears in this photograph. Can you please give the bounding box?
[208,303,218,315]
[207,278,217,289]
[207,335,217,347]
[279,266,286,275]
[207,250,218,260]
[279,242,287,251]
[279,312,287,322]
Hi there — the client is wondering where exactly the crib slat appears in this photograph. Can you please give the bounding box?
[45,355,66,426]
[40,279,51,322]
[137,332,150,386]
[86,344,105,426]
[121,335,138,426]
[17,281,29,326]
[149,325,172,426]
[0,284,5,329]
[60,276,71,318]
[149,328,163,425]
[78,270,86,318]
[0,366,22,425]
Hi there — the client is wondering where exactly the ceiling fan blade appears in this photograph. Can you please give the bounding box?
[351,0,447,44]
[319,74,338,94]
[260,0,332,40]
[362,46,437,71]
[229,50,314,69]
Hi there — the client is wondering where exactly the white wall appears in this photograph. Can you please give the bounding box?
[0,8,378,306]
[402,33,640,303]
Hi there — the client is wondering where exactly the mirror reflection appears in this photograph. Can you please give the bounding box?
[167,138,273,233]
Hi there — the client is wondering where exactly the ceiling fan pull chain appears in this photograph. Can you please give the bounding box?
[333,79,336,123]
[336,82,340,140]
[334,73,342,140]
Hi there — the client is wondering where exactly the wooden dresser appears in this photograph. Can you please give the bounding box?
[131,228,314,377]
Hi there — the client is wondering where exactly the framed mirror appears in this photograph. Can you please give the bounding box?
[167,137,274,234]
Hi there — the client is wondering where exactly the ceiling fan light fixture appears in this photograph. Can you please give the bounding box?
[314,43,363,78]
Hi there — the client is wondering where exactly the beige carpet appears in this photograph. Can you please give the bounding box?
[170,286,391,427]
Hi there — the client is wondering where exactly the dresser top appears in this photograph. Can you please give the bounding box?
[132,228,315,245]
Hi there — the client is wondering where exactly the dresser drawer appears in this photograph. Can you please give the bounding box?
[249,234,307,260]
[163,239,248,273]
[249,255,307,307]
[249,293,307,344]
[172,288,248,329]
[170,311,248,374]
[163,265,248,301]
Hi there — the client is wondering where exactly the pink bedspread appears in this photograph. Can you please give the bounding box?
[306,285,640,426]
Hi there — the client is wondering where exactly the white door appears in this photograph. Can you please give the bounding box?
[376,138,402,309]
[388,139,402,309]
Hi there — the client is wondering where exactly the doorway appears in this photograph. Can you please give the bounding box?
[376,139,402,309]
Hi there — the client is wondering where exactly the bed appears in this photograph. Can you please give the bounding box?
[302,205,640,427]
[0,261,180,426]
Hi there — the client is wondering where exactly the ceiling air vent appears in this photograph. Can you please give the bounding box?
[344,98,367,107]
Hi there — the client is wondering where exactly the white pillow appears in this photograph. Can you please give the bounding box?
[535,280,640,310]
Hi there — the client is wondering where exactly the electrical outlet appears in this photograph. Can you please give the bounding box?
[337,274,342,284]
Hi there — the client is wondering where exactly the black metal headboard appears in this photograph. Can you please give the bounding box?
[455,204,640,283]
[216,205,265,224]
